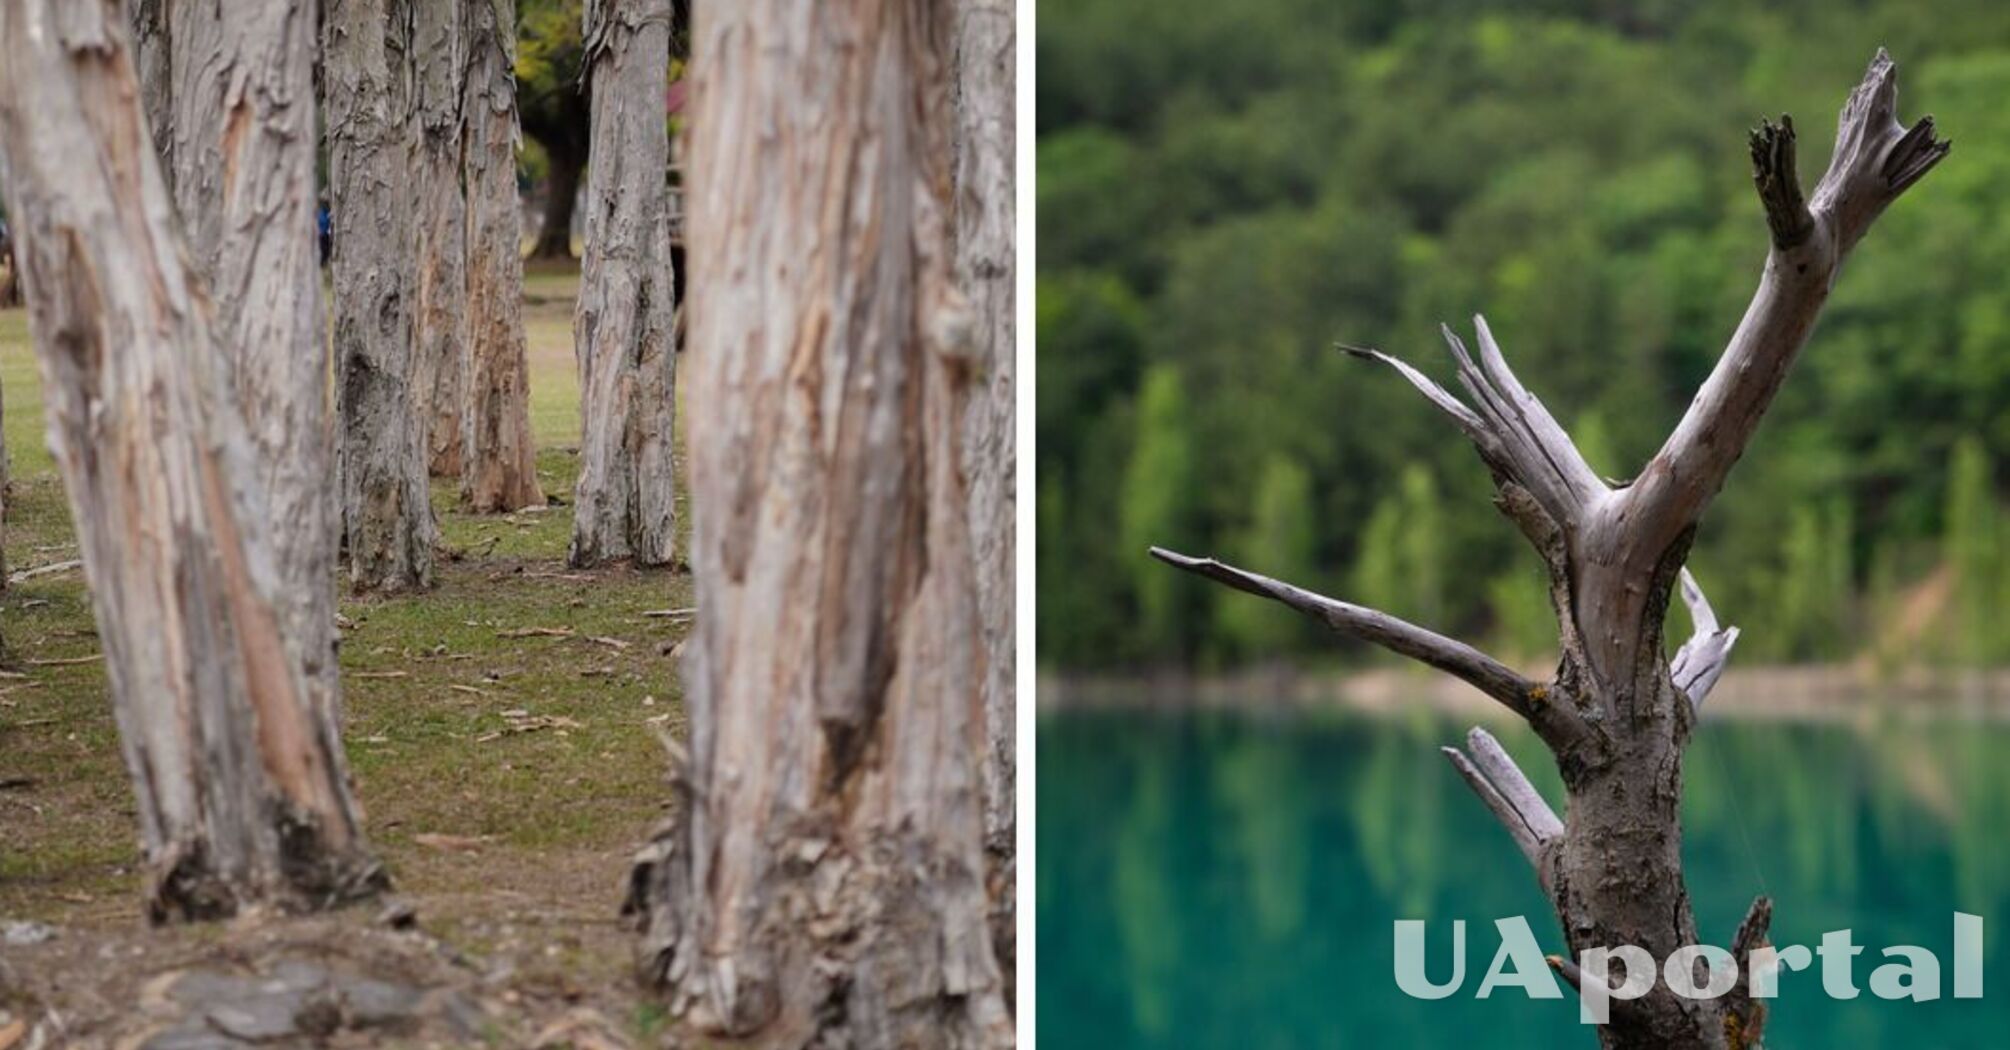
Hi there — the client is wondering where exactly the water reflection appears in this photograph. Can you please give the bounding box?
[1038,707,2010,1049]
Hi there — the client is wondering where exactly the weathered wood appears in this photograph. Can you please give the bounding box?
[625,2,1012,1044]
[1150,548,1539,717]
[328,0,437,591]
[1162,50,1943,1050]
[164,0,356,851]
[571,0,677,568]
[1671,568,1738,708]
[411,0,470,480]
[0,0,384,920]
[952,0,1017,986]
[459,0,545,514]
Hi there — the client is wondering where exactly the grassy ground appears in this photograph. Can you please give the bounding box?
[0,268,683,1035]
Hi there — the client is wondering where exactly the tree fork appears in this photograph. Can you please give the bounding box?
[1156,49,1944,1049]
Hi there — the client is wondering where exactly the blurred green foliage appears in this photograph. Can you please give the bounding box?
[1037,0,2010,670]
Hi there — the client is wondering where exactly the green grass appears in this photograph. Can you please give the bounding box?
[0,268,689,928]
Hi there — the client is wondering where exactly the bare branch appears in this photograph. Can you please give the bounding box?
[1150,547,1537,717]
[1442,726,1563,881]
[1671,567,1739,709]
[1341,318,1601,533]
[1464,727,1564,842]
[1624,48,1948,558]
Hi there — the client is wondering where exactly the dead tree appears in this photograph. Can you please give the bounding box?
[459,0,545,513]
[412,0,470,480]
[570,0,678,568]
[327,0,438,590]
[1154,50,1946,1050]
[0,0,385,920]
[952,0,1018,988]
[624,2,1013,1045]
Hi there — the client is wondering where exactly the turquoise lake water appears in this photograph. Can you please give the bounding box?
[1037,707,2010,1049]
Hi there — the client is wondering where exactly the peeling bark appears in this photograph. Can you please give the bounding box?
[952,0,1016,987]
[459,0,544,514]
[411,0,469,480]
[161,0,361,888]
[570,0,677,569]
[327,0,437,591]
[0,0,385,921]
[624,2,1012,1045]
[1160,50,1945,1050]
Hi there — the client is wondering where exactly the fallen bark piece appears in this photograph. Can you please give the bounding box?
[496,627,575,639]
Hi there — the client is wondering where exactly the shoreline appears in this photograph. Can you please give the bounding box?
[1040,663,2010,723]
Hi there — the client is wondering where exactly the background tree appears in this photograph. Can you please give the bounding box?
[412,0,471,479]
[1038,1,2010,673]
[327,0,437,591]
[624,1,1013,1044]
[1154,51,1946,1048]
[517,0,591,260]
[570,0,677,568]
[461,0,546,513]
[0,0,383,920]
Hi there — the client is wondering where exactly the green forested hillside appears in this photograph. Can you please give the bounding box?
[1038,0,2010,670]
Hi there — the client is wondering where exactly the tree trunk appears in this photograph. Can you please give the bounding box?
[131,0,172,187]
[411,0,469,480]
[1157,51,1948,1050]
[0,0,385,921]
[952,0,1017,989]
[459,0,545,513]
[327,0,437,591]
[160,0,358,874]
[624,2,1012,1045]
[570,0,677,569]
[530,138,582,260]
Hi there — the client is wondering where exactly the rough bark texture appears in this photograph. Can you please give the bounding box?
[952,0,1016,988]
[570,0,677,569]
[411,0,470,480]
[131,0,173,185]
[0,0,385,921]
[327,0,437,591]
[459,0,545,513]
[1159,51,1945,1050]
[157,0,358,876]
[624,2,1012,1046]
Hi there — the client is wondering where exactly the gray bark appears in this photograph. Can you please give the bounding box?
[459,0,544,513]
[165,0,353,854]
[327,0,437,591]
[0,0,385,921]
[624,2,1012,1045]
[570,0,677,569]
[1159,50,1945,1050]
[411,0,469,480]
[952,0,1016,986]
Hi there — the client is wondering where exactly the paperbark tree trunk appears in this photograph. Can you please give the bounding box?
[952,0,1017,987]
[459,0,544,514]
[0,0,385,921]
[161,0,355,843]
[411,0,469,480]
[623,2,1013,1045]
[570,0,677,568]
[1157,51,1947,1050]
[327,0,437,591]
